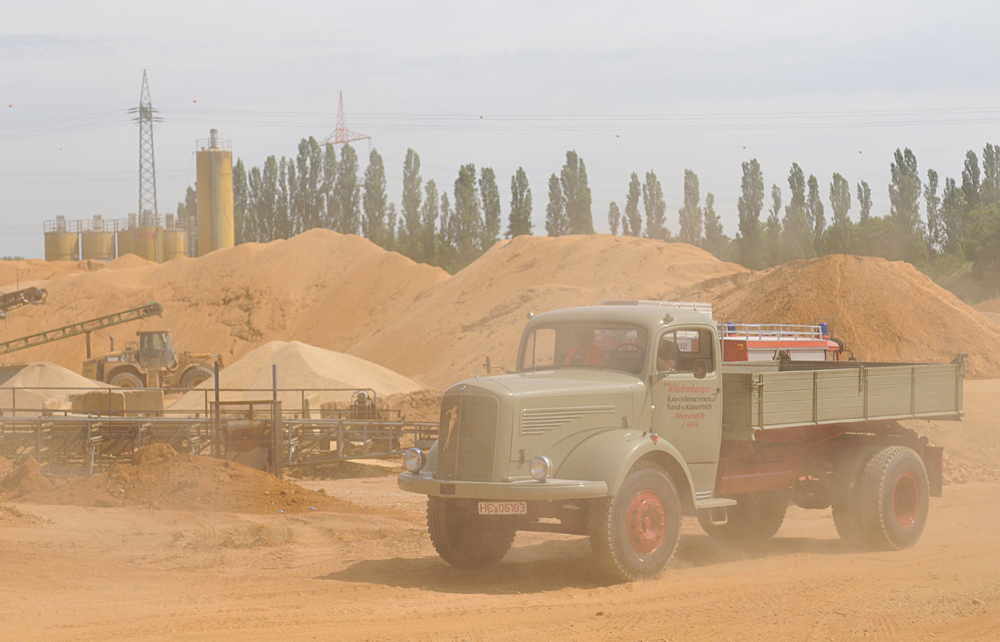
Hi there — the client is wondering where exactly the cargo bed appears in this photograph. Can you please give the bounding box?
[721,356,965,437]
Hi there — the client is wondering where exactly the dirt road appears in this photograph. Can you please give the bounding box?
[1,384,998,641]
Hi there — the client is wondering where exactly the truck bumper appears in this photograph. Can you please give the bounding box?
[398,472,608,500]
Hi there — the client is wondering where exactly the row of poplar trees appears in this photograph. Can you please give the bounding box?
[178,140,1000,300]
[179,138,536,274]
[718,143,1000,300]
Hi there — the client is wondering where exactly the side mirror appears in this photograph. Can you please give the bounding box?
[485,356,492,375]
[693,359,709,379]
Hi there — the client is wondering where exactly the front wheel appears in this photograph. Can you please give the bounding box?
[427,497,516,569]
[589,461,682,582]
[179,366,213,389]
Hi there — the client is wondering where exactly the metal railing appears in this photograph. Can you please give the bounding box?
[0,385,439,477]
[718,323,828,341]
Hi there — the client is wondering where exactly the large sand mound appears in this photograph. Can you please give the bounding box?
[8,231,996,393]
[676,254,1000,377]
[8,445,363,513]
[169,340,427,412]
[1,229,449,370]
[0,258,106,291]
[975,299,1000,314]
[0,255,149,291]
[974,299,1000,327]
[348,234,746,387]
[0,361,112,412]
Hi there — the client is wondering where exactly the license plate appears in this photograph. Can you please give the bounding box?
[477,501,527,516]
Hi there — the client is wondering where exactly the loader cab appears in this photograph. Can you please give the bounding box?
[137,331,178,370]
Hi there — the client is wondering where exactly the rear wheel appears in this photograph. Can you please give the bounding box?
[109,371,143,388]
[427,497,516,569]
[858,446,929,550]
[698,492,787,543]
[589,461,682,582]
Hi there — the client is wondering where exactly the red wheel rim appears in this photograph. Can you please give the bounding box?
[627,490,666,555]
[893,471,920,528]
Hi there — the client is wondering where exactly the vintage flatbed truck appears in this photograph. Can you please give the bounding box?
[398,302,965,581]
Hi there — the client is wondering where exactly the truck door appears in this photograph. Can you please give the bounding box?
[651,327,722,496]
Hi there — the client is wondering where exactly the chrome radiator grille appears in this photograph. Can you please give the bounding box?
[434,394,499,482]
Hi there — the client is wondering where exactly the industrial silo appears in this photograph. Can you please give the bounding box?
[81,215,115,260]
[134,223,162,263]
[196,129,234,256]
[117,214,137,257]
[44,216,79,262]
[162,214,187,261]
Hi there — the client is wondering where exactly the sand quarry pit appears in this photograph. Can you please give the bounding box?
[0,381,996,641]
[2,232,1000,640]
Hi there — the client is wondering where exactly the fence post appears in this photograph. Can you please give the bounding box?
[272,401,283,479]
[213,361,221,458]
[271,365,282,479]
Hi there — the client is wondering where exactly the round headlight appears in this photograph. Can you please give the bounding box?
[403,448,426,473]
[529,455,552,482]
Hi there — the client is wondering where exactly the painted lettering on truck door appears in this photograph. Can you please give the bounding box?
[651,327,722,494]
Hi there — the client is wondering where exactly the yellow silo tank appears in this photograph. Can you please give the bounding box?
[81,231,115,260]
[134,226,162,263]
[44,232,79,262]
[117,229,135,257]
[196,130,234,257]
[162,229,186,261]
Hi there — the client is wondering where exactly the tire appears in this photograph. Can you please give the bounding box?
[109,371,143,388]
[427,497,516,569]
[697,492,787,543]
[179,366,213,389]
[589,461,682,582]
[857,446,929,551]
[831,446,879,548]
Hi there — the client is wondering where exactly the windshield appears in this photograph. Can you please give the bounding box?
[518,323,648,374]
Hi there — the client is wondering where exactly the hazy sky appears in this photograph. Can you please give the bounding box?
[3,1,1000,259]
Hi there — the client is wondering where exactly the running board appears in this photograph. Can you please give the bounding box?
[694,497,737,509]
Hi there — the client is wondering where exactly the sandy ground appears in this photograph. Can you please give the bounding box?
[1,385,998,641]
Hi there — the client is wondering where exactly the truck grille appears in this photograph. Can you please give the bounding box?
[434,394,499,482]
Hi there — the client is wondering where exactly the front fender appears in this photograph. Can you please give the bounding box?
[552,429,696,507]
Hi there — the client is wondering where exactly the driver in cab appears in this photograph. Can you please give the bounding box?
[564,328,604,366]
[657,338,680,372]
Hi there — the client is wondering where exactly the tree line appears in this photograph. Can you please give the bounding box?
[719,144,1000,301]
[178,139,1000,301]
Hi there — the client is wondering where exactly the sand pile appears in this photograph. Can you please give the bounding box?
[975,299,1000,314]
[14,229,991,389]
[975,299,1000,326]
[12,443,364,514]
[348,234,746,387]
[1,229,449,374]
[169,340,427,413]
[0,255,151,291]
[1,458,54,496]
[105,254,157,269]
[0,257,106,290]
[376,389,444,423]
[676,254,1000,377]
[0,362,113,412]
